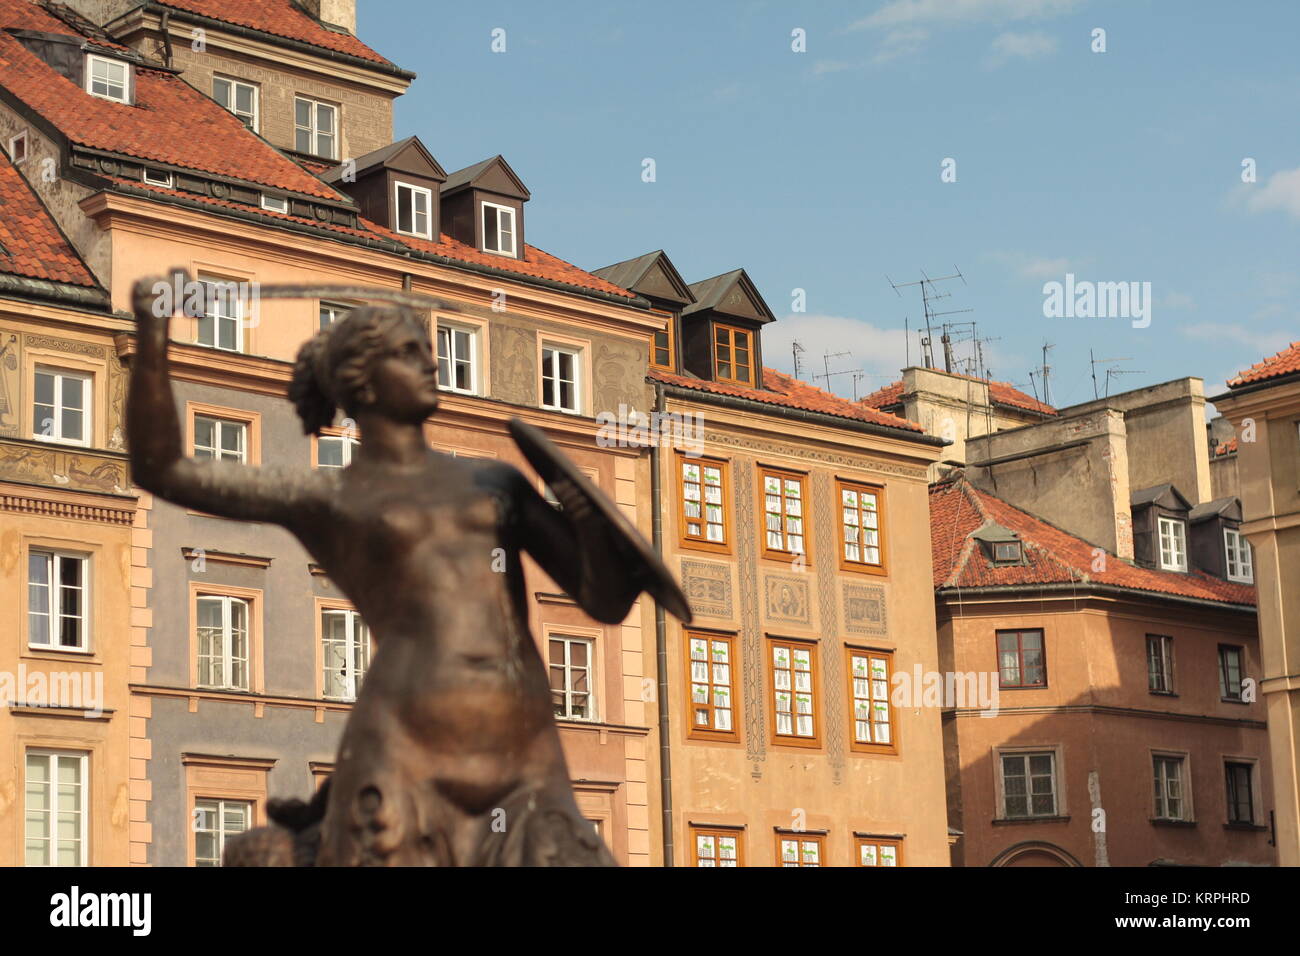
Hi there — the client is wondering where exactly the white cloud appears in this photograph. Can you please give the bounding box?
[987,250,1071,279]
[872,28,929,63]
[1244,166,1300,219]
[851,0,1080,31]
[984,30,1057,67]
[763,314,911,399]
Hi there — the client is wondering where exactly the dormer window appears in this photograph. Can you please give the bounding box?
[86,55,129,104]
[993,541,1023,564]
[1157,516,1188,572]
[395,182,433,239]
[482,201,516,256]
[143,168,172,187]
[261,194,288,214]
[9,130,28,165]
[650,310,675,371]
[714,324,753,386]
[1225,529,1253,583]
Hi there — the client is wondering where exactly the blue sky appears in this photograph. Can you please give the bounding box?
[362,0,1299,409]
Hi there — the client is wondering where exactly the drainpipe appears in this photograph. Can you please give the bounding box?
[651,380,674,867]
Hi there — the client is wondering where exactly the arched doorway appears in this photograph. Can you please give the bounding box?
[989,841,1084,867]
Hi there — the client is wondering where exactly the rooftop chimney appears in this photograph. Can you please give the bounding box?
[300,0,357,35]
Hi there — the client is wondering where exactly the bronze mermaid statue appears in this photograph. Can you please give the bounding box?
[126,273,690,866]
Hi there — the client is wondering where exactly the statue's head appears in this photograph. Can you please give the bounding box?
[289,305,439,435]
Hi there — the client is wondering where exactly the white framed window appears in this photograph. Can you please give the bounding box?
[1153,755,1188,821]
[395,182,433,239]
[1225,529,1253,583]
[294,96,337,159]
[196,595,250,691]
[436,322,477,394]
[193,416,246,462]
[541,344,580,413]
[321,608,371,701]
[1000,751,1058,819]
[86,54,129,103]
[481,201,516,256]
[196,279,243,352]
[25,751,88,866]
[28,550,88,650]
[143,168,172,187]
[213,76,258,131]
[194,798,251,866]
[33,367,90,446]
[261,194,288,214]
[319,301,350,330]
[9,129,28,164]
[317,434,358,469]
[549,635,595,720]
[1157,516,1187,572]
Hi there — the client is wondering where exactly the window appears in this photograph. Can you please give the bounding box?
[317,434,358,469]
[838,480,885,572]
[678,458,729,552]
[213,77,258,130]
[143,168,172,187]
[28,550,88,650]
[714,324,754,386]
[319,301,350,330]
[1218,645,1244,701]
[194,798,251,866]
[541,345,579,413]
[1146,634,1174,694]
[1225,529,1253,583]
[261,195,288,214]
[1000,752,1057,819]
[481,201,516,256]
[294,96,337,159]
[686,632,737,741]
[993,541,1023,564]
[769,639,818,747]
[196,279,243,352]
[855,836,902,867]
[436,323,476,394]
[321,608,370,701]
[549,635,594,720]
[1225,762,1255,825]
[761,469,807,561]
[776,832,823,867]
[86,55,128,103]
[395,182,433,239]
[33,368,90,445]
[197,595,250,691]
[1153,755,1187,821]
[10,130,28,164]
[1157,516,1188,572]
[692,827,742,867]
[194,416,246,462]
[25,751,88,866]
[848,649,895,754]
[997,629,1046,689]
[650,311,674,370]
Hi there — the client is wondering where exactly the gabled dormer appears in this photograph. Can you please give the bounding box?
[322,136,446,240]
[592,250,696,372]
[680,269,775,388]
[440,155,529,258]
[1189,497,1253,583]
[11,29,140,105]
[1131,484,1193,572]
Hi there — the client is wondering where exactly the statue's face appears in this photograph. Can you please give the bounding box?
[365,317,440,421]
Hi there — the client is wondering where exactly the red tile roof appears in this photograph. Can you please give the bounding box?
[0,1,341,200]
[0,150,98,288]
[862,372,1056,417]
[929,476,1255,606]
[1229,342,1300,387]
[152,0,397,68]
[651,367,926,433]
[1212,437,1238,458]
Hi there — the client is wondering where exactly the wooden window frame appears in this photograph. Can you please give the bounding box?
[192,797,253,867]
[854,833,903,867]
[31,365,92,447]
[538,336,586,415]
[774,829,825,867]
[996,628,1046,689]
[315,598,371,702]
[1157,515,1188,572]
[1224,528,1253,583]
[691,825,744,866]
[713,323,754,386]
[1218,644,1245,702]
[481,201,517,257]
[547,630,598,722]
[846,646,897,755]
[759,467,810,565]
[684,630,740,743]
[676,454,732,554]
[187,582,264,694]
[650,309,675,371]
[294,95,338,160]
[1146,634,1174,694]
[186,402,261,468]
[998,748,1060,820]
[26,548,91,653]
[193,276,245,353]
[10,129,28,165]
[837,479,887,575]
[767,636,821,749]
[1225,760,1256,826]
[1152,752,1191,822]
[85,53,129,104]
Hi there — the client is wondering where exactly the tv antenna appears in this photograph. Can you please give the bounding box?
[1090,350,1142,399]
[887,267,971,370]
[1038,341,1054,406]
[813,350,865,399]
[792,340,806,381]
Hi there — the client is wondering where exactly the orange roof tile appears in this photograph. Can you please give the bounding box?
[652,367,927,434]
[0,150,98,288]
[1229,342,1300,387]
[929,476,1255,606]
[0,1,341,200]
[152,0,397,68]
[1212,437,1238,458]
[862,372,1056,417]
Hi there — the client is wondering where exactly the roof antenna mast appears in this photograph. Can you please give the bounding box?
[888,267,971,371]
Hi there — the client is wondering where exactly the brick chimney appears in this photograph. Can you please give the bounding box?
[300,0,357,35]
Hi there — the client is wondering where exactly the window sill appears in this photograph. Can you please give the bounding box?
[993,815,1070,826]
[998,684,1049,691]
[1220,697,1249,705]
[23,645,95,658]
[1223,822,1268,832]
[1149,817,1196,827]
[1148,690,1179,698]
